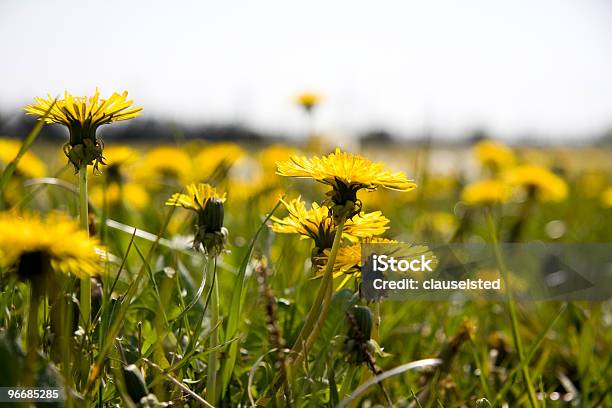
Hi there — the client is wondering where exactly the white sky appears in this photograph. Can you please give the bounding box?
[1,0,612,140]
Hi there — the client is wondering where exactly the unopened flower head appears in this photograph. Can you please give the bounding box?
[276,148,416,220]
[166,183,228,254]
[24,88,141,171]
[0,212,103,289]
[270,196,389,254]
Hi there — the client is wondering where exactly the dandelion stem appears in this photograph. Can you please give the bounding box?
[24,287,41,385]
[78,167,91,329]
[206,257,220,405]
[372,302,381,343]
[290,215,347,371]
[485,209,538,408]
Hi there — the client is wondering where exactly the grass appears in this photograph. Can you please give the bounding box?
[0,133,611,407]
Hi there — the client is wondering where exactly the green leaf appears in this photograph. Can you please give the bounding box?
[218,200,282,398]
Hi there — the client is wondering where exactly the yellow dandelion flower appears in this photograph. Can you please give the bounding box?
[277,148,416,219]
[166,183,227,252]
[194,143,245,181]
[295,92,322,112]
[135,146,193,186]
[601,187,612,208]
[504,165,568,202]
[24,88,141,170]
[462,179,511,206]
[474,140,515,171]
[269,197,389,251]
[166,183,226,211]
[0,138,47,178]
[326,238,398,276]
[0,212,103,280]
[320,239,435,290]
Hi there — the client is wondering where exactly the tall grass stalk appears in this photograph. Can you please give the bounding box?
[485,208,538,408]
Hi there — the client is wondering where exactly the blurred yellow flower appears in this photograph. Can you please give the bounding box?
[89,145,140,182]
[601,187,612,208]
[90,182,149,210]
[277,148,416,218]
[0,138,47,178]
[295,92,322,112]
[258,145,299,173]
[413,211,458,240]
[228,177,281,208]
[504,165,568,202]
[462,179,510,206]
[474,140,515,171]
[194,143,245,181]
[135,146,193,186]
[270,197,389,251]
[423,174,459,200]
[24,88,141,170]
[0,212,103,280]
[576,171,607,199]
[103,145,140,167]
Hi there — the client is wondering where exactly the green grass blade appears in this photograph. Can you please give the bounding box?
[0,99,56,207]
[218,200,282,398]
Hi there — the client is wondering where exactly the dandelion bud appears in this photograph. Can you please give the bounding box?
[166,183,228,256]
[195,198,228,255]
[122,364,149,405]
[348,305,373,341]
[198,198,225,233]
[343,305,374,365]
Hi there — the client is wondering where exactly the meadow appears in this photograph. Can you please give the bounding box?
[0,92,611,407]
